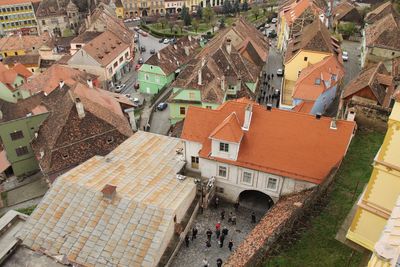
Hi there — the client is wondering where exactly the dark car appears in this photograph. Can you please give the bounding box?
[150,49,156,54]
[140,46,146,52]
[159,38,165,43]
[157,102,168,111]
[138,58,144,64]
[268,30,277,38]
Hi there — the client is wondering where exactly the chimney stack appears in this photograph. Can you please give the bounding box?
[157,52,160,60]
[174,44,177,50]
[101,184,116,200]
[188,35,192,42]
[184,46,190,56]
[330,118,337,130]
[87,78,93,88]
[266,103,272,111]
[198,69,202,85]
[242,104,252,130]
[59,80,65,89]
[226,38,232,55]
[221,75,225,91]
[124,107,137,131]
[315,113,322,119]
[75,98,85,119]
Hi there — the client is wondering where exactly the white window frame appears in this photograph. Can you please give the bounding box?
[217,165,228,179]
[241,171,253,185]
[266,177,278,191]
[219,142,229,152]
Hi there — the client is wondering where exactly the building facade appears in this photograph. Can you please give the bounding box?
[0,0,39,36]
[346,98,400,251]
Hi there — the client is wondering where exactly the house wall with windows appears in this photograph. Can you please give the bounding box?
[0,1,38,36]
[138,64,174,94]
[0,113,49,177]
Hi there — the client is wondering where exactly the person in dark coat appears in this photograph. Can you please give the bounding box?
[206,228,212,241]
[215,196,219,208]
[228,239,233,251]
[185,234,190,247]
[222,226,229,236]
[217,258,223,267]
[220,210,225,220]
[192,226,198,240]
[219,234,225,248]
[216,228,221,239]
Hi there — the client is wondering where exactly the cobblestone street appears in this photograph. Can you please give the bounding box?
[170,201,265,267]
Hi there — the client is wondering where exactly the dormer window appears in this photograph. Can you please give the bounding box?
[219,142,229,152]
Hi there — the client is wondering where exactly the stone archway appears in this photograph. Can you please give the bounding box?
[238,190,274,213]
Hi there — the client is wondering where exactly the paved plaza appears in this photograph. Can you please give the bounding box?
[170,201,265,267]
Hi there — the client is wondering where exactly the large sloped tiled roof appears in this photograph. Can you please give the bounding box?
[365,1,396,24]
[292,55,344,101]
[209,112,244,143]
[144,36,200,76]
[365,13,400,51]
[31,81,133,174]
[342,62,394,107]
[285,18,340,63]
[181,99,356,184]
[21,64,97,95]
[0,32,52,52]
[333,1,361,23]
[83,30,129,67]
[18,132,196,267]
[282,0,325,26]
[0,62,32,91]
[0,93,45,123]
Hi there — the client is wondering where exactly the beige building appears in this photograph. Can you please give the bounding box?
[17,131,197,267]
[0,0,40,36]
[121,0,198,17]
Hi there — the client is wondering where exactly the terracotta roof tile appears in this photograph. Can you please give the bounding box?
[2,54,40,66]
[209,112,244,143]
[0,62,32,90]
[365,14,400,50]
[0,32,52,52]
[365,1,396,24]
[333,1,360,22]
[181,99,355,184]
[292,101,315,113]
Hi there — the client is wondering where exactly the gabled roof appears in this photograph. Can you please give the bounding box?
[0,93,45,123]
[209,112,243,143]
[144,36,200,76]
[19,132,196,267]
[0,62,32,90]
[21,64,96,95]
[0,32,52,52]
[82,30,129,67]
[71,31,102,44]
[292,55,344,101]
[365,1,396,24]
[3,54,40,66]
[282,0,325,26]
[32,82,133,174]
[285,18,340,63]
[181,99,355,184]
[342,62,394,107]
[333,1,361,23]
[365,13,400,51]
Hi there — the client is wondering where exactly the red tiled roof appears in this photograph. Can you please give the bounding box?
[181,99,355,184]
[292,55,344,101]
[209,112,243,143]
[292,101,315,113]
[0,62,32,90]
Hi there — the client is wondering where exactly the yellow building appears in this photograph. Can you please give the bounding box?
[0,0,39,36]
[281,18,341,108]
[115,0,124,18]
[346,97,400,251]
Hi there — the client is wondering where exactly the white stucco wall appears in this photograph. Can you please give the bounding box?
[184,140,202,172]
[210,138,240,161]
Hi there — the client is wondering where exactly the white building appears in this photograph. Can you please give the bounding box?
[181,99,355,206]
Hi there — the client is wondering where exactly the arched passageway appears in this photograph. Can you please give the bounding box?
[238,190,274,213]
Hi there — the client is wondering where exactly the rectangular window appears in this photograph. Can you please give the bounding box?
[219,142,229,152]
[119,56,123,63]
[218,166,227,177]
[41,20,45,25]
[108,67,113,74]
[10,130,24,140]
[315,78,321,85]
[304,56,308,61]
[242,171,252,184]
[189,92,195,100]
[113,61,118,68]
[125,51,129,59]
[206,106,212,109]
[191,156,199,169]
[179,106,185,115]
[267,177,278,190]
[15,146,29,156]
[145,74,149,80]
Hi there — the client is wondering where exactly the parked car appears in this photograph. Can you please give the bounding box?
[265,23,271,28]
[134,26,140,31]
[157,102,168,111]
[268,30,277,38]
[259,26,265,32]
[114,84,126,93]
[135,64,142,71]
[140,46,146,52]
[163,38,170,44]
[133,98,140,105]
[140,31,148,37]
[271,18,277,24]
[150,49,156,54]
[138,58,144,64]
[134,83,140,90]
[133,17,141,21]
[170,38,177,44]
[124,18,133,23]
[159,38,165,43]
[277,68,284,76]
[342,51,349,61]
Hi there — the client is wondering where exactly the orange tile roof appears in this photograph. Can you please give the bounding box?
[292,101,315,113]
[181,99,355,184]
[209,112,244,143]
[283,0,323,26]
[292,55,344,101]
[0,62,32,90]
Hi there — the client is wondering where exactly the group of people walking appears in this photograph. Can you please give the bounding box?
[258,72,280,107]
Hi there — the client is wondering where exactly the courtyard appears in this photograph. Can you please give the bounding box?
[170,201,266,267]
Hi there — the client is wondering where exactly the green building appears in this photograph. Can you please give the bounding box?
[0,94,48,177]
[138,36,201,95]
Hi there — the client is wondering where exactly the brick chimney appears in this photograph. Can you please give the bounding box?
[198,69,202,85]
[101,184,116,200]
[87,78,93,88]
[221,75,225,91]
[226,38,232,55]
[59,80,65,89]
[184,46,190,56]
[75,98,85,119]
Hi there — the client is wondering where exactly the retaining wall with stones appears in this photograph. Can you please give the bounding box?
[224,168,338,267]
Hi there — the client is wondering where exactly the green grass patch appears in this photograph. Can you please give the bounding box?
[16,205,37,215]
[265,130,385,267]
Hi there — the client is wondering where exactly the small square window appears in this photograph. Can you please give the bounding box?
[206,106,212,109]
[10,130,24,140]
[304,57,308,61]
[62,153,69,159]
[267,177,278,190]
[179,107,185,115]
[15,146,29,156]
[107,136,114,144]
[218,166,227,177]
[219,142,229,152]
[242,171,252,184]
[315,78,321,85]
